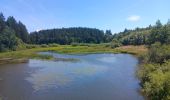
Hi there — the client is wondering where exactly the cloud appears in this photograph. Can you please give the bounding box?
[127,15,141,22]
[36,29,40,32]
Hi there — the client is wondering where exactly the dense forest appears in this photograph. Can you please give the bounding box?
[29,28,112,44]
[29,19,170,46]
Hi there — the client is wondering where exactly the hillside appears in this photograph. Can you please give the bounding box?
[112,20,170,46]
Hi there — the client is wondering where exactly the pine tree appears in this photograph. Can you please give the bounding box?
[18,21,29,43]
[155,20,162,28]
[0,13,6,32]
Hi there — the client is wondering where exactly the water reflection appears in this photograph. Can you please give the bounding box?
[26,57,108,91]
[0,53,144,100]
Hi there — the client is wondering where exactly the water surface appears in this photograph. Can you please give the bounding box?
[0,52,144,100]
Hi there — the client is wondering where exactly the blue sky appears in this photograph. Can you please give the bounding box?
[0,0,170,33]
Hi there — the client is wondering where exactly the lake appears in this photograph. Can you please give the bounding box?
[0,52,144,100]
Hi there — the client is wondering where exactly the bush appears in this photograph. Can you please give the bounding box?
[40,44,49,48]
[138,61,170,100]
[26,44,39,49]
[79,43,90,46]
[0,44,7,52]
[110,43,122,48]
[48,43,59,47]
[71,42,79,46]
[0,27,18,52]
[110,39,122,48]
[147,42,170,64]
[103,43,111,47]
[138,43,170,100]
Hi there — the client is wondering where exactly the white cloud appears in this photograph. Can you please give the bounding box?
[127,15,141,22]
[36,29,42,32]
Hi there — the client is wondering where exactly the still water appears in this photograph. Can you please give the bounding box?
[0,52,144,100]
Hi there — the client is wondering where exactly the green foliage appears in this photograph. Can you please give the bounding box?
[139,61,170,100]
[48,43,59,47]
[147,42,170,64]
[113,19,170,46]
[0,13,5,32]
[0,27,18,51]
[155,20,163,28]
[113,27,151,45]
[17,21,29,43]
[25,44,39,49]
[112,19,170,100]
[122,33,147,45]
[110,39,122,48]
[1,12,170,100]
[138,43,170,100]
[71,42,79,47]
[40,44,49,48]
[71,43,92,47]
[148,25,170,44]
[104,30,113,42]
[30,27,106,44]
[6,16,29,43]
[0,12,29,52]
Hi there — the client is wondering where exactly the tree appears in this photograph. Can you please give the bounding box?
[0,13,5,32]
[6,16,29,43]
[160,26,169,44]
[167,19,170,26]
[123,28,129,33]
[17,21,29,43]
[147,20,168,44]
[6,16,18,35]
[148,24,152,29]
[0,27,18,51]
[104,30,113,42]
[30,27,105,44]
[155,20,162,28]
[0,12,30,52]
[105,30,112,35]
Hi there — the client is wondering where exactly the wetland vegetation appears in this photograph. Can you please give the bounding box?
[0,12,170,100]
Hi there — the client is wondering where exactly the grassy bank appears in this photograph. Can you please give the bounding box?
[0,44,147,64]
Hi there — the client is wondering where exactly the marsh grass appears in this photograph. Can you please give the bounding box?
[0,44,147,64]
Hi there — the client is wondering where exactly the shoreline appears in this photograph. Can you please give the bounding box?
[0,45,147,65]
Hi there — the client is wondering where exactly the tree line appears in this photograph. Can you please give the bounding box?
[29,28,112,45]
[112,20,170,46]
[0,12,170,52]
[0,12,113,52]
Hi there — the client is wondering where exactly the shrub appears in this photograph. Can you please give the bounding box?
[147,42,170,64]
[138,42,170,100]
[48,43,59,47]
[26,44,39,49]
[40,44,49,48]
[71,42,79,46]
[138,62,170,100]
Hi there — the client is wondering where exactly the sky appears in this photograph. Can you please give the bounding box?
[0,0,170,33]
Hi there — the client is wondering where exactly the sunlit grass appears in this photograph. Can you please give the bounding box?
[0,44,147,64]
